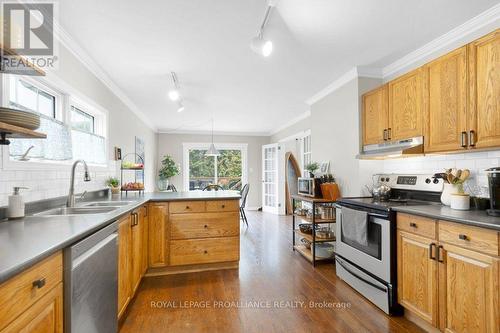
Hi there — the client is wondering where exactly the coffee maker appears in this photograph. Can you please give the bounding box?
[486,167,500,216]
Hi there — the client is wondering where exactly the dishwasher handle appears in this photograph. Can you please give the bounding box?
[72,233,117,269]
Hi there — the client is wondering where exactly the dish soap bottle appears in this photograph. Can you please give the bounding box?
[8,187,28,219]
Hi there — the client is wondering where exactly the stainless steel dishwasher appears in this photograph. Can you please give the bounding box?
[64,221,118,333]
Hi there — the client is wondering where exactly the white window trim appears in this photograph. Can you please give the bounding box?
[0,73,111,171]
[182,142,248,192]
[299,130,311,177]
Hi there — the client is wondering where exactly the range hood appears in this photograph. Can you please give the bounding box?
[357,136,424,159]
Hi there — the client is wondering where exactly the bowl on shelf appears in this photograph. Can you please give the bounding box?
[299,223,312,234]
[315,227,335,239]
[314,243,335,258]
[300,238,311,249]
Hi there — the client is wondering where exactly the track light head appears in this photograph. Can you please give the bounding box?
[251,36,273,57]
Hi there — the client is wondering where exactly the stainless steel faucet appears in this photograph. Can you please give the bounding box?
[67,160,91,207]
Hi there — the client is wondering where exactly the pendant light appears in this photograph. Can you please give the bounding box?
[206,119,220,157]
[251,1,275,57]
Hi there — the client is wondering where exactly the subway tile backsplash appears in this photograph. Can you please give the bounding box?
[362,149,500,198]
[0,150,117,206]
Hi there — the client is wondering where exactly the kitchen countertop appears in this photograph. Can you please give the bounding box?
[0,191,240,284]
[393,205,500,231]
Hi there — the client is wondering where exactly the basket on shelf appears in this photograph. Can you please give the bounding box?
[120,153,145,195]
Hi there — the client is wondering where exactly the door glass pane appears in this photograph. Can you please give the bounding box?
[189,149,215,190]
[217,149,242,190]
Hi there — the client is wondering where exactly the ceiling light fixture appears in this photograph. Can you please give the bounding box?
[205,118,220,157]
[251,1,275,57]
[168,72,181,101]
[177,101,185,113]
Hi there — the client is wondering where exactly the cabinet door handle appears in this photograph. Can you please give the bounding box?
[144,205,148,217]
[460,131,468,148]
[387,128,392,140]
[185,206,190,210]
[204,250,208,254]
[437,245,444,263]
[429,243,436,260]
[204,225,208,228]
[221,204,225,209]
[383,129,388,141]
[458,234,468,241]
[468,130,476,147]
[409,222,417,228]
[32,278,46,289]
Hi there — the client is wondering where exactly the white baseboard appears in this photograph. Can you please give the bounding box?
[245,206,260,211]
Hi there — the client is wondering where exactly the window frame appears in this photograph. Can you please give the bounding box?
[0,74,110,171]
[182,142,248,192]
[300,130,312,177]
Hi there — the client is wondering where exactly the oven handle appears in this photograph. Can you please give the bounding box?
[367,212,389,219]
[335,257,388,292]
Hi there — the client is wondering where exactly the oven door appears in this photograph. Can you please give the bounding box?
[335,204,391,283]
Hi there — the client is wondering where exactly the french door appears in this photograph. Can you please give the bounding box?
[262,143,279,214]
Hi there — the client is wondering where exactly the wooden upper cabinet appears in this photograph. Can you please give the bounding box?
[424,47,468,153]
[388,68,424,141]
[362,85,389,145]
[468,29,500,149]
[397,231,438,326]
[148,203,168,268]
[439,243,499,333]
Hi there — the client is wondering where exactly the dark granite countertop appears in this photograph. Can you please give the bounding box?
[392,205,500,231]
[0,191,240,284]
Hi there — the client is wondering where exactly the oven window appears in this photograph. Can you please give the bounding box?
[341,216,382,259]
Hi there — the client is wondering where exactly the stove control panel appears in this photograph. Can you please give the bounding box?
[375,174,443,192]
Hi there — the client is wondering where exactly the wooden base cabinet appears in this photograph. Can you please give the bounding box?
[439,244,499,333]
[397,231,438,326]
[148,203,169,267]
[117,214,132,319]
[397,214,500,333]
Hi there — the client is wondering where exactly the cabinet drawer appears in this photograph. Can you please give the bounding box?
[0,251,63,331]
[170,237,240,266]
[206,200,239,212]
[171,212,239,240]
[169,201,206,214]
[397,213,437,239]
[438,221,499,256]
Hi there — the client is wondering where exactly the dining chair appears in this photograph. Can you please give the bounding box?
[202,184,223,191]
[240,184,249,226]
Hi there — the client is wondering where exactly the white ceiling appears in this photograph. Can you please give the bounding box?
[58,0,498,134]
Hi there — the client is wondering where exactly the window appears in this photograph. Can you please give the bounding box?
[3,75,108,166]
[71,106,94,134]
[183,143,247,191]
[8,77,57,118]
[302,132,311,176]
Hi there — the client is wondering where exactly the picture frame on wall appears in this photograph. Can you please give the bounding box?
[135,137,145,183]
[114,147,122,160]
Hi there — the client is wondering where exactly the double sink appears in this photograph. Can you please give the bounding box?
[35,201,134,216]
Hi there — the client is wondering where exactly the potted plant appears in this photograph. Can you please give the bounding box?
[158,155,180,191]
[305,162,320,178]
[106,177,120,195]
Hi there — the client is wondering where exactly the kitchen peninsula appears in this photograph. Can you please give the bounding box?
[0,191,241,330]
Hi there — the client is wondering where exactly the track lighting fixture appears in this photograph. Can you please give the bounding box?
[168,72,181,101]
[251,1,275,57]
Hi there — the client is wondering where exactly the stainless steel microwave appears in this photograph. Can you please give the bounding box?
[298,177,321,197]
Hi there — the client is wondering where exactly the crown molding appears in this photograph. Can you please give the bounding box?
[382,4,500,79]
[53,24,157,131]
[269,109,311,136]
[305,66,382,106]
[158,129,270,137]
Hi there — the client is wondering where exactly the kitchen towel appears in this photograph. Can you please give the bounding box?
[341,207,368,246]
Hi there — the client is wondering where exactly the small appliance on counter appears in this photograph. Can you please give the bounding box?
[298,177,322,197]
[486,167,500,216]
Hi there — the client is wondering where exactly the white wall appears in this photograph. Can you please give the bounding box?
[0,44,158,206]
[157,133,269,209]
[310,77,382,197]
[270,115,311,143]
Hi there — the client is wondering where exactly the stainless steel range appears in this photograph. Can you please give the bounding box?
[335,174,443,314]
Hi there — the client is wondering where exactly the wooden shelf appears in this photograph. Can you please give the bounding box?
[293,245,333,262]
[294,215,336,224]
[291,194,336,204]
[294,230,336,243]
[0,121,46,144]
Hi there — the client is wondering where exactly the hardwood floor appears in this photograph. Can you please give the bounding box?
[120,211,424,333]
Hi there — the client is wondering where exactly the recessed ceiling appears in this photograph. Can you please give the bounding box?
[58,0,498,134]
